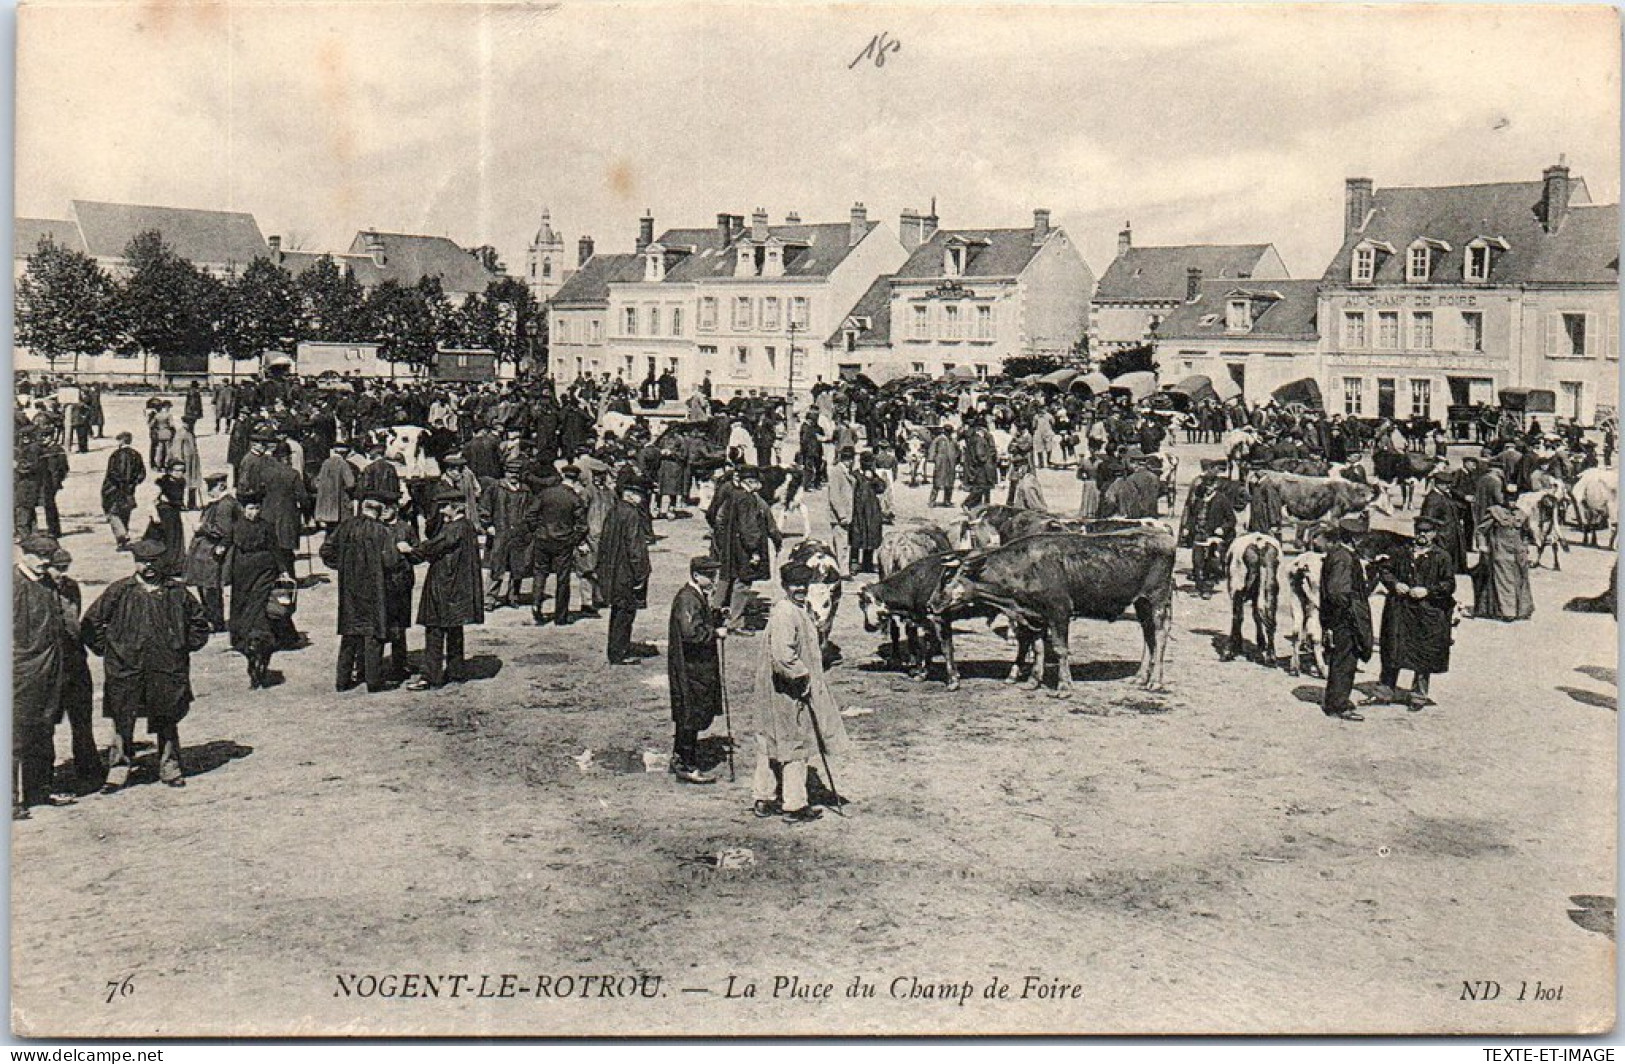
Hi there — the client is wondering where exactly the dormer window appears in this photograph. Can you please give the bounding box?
[644,247,665,283]
[1351,239,1395,284]
[945,245,967,278]
[762,243,785,279]
[1353,245,1376,283]
[734,244,755,278]
[1464,237,1508,283]
[1407,245,1431,282]
[1225,298,1253,332]
[1406,238,1449,283]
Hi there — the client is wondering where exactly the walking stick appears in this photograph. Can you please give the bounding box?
[718,632,736,782]
[803,693,845,816]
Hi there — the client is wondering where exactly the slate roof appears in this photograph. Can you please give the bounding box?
[547,253,642,306]
[657,222,878,282]
[892,227,1047,281]
[826,274,894,348]
[342,231,498,294]
[14,217,85,259]
[1095,243,1277,302]
[1321,178,1613,286]
[71,200,267,266]
[1154,278,1321,342]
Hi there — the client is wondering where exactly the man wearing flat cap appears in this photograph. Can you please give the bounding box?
[668,556,727,784]
[43,545,103,793]
[1367,516,1455,710]
[82,538,212,790]
[525,464,588,625]
[321,489,408,692]
[403,484,484,690]
[101,431,146,551]
[597,475,655,664]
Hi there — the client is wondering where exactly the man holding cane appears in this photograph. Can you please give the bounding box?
[667,556,727,785]
[751,561,851,822]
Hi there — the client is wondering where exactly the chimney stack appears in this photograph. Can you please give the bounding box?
[578,236,595,266]
[849,202,868,247]
[898,209,923,251]
[1117,222,1132,259]
[637,210,654,251]
[1032,208,1051,245]
[267,235,281,260]
[731,215,746,238]
[785,211,801,224]
[363,229,386,266]
[1542,158,1572,233]
[716,213,733,244]
[1344,178,1374,238]
[1186,266,1202,302]
[751,207,769,241]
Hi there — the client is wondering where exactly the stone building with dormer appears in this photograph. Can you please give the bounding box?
[1318,161,1618,425]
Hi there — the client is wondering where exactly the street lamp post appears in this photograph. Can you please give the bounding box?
[786,319,800,401]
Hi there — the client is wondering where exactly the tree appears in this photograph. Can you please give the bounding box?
[464,244,506,275]
[1098,343,1157,380]
[368,279,438,368]
[116,229,218,373]
[297,254,371,343]
[1001,353,1065,379]
[222,257,302,362]
[15,237,122,369]
[456,276,541,363]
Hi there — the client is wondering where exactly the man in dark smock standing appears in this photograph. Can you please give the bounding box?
[668,556,726,785]
[322,491,407,693]
[597,476,654,665]
[82,539,212,790]
[1367,516,1455,709]
[405,486,485,691]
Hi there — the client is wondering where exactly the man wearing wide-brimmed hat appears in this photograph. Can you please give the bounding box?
[13,534,73,815]
[597,474,655,665]
[668,556,727,784]
[1366,516,1455,711]
[403,483,485,690]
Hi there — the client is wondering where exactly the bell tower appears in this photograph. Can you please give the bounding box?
[526,208,568,304]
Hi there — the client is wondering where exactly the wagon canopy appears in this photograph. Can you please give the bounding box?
[1271,377,1324,410]
[1038,367,1081,390]
[1499,388,1556,413]
[1163,374,1219,409]
[1108,371,1158,402]
[1071,371,1113,397]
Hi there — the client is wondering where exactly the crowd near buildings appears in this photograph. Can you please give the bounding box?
[14,157,1619,426]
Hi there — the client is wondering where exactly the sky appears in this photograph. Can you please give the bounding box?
[14,1,1621,280]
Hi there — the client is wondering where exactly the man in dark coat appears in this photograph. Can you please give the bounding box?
[961,421,998,508]
[1316,518,1375,722]
[82,538,212,790]
[480,463,535,610]
[559,398,593,459]
[241,442,310,576]
[715,467,781,632]
[45,546,104,794]
[597,477,655,664]
[928,427,959,507]
[101,432,146,550]
[405,486,485,690]
[526,467,587,625]
[1368,517,1455,709]
[354,438,402,508]
[1419,468,1469,575]
[321,492,407,693]
[14,535,71,815]
[463,425,503,483]
[669,556,726,784]
[37,433,69,537]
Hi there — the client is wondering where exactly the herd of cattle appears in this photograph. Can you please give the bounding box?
[845,442,1617,698]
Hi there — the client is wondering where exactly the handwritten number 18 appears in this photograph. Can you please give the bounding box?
[849,32,901,70]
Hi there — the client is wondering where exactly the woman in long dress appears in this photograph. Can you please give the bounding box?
[1474,485,1535,622]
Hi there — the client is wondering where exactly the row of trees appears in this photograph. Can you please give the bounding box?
[16,230,544,372]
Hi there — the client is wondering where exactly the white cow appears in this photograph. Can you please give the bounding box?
[1283,551,1325,678]
[1572,466,1618,549]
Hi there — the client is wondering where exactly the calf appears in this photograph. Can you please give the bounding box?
[872,524,955,669]
[1517,488,1567,570]
[1283,551,1325,677]
[929,528,1176,693]
[1221,532,1282,666]
[858,550,1008,679]
[1371,449,1438,510]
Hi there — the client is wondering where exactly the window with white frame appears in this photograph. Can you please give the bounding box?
[699,345,717,360]
[732,346,750,376]
[975,304,993,339]
[912,305,929,340]
[623,307,637,336]
[1342,377,1364,415]
[1560,381,1584,419]
[1462,311,1484,352]
[1407,245,1431,282]
[1225,298,1252,331]
[1409,378,1432,419]
[911,362,926,375]
[1343,310,1367,348]
[945,246,966,278]
[590,319,603,343]
[733,297,752,330]
[790,296,809,327]
[1560,313,1590,357]
[1376,311,1399,349]
[699,297,717,330]
[1352,246,1376,283]
[670,307,683,337]
[975,364,989,378]
[1466,244,1491,282]
[1411,311,1434,350]
[645,304,659,336]
[763,296,781,330]
[764,346,777,370]
[943,304,962,340]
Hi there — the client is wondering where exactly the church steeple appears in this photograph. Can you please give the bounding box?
[526,207,569,304]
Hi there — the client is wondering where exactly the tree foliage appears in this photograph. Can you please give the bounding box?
[367,279,439,367]
[297,254,372,343]
[456,276,542,363]
[222,256,302,360]
[1097,343,1157,380]
[16,237,122,363]
[117,230,218,367]
[465,244,506,275]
